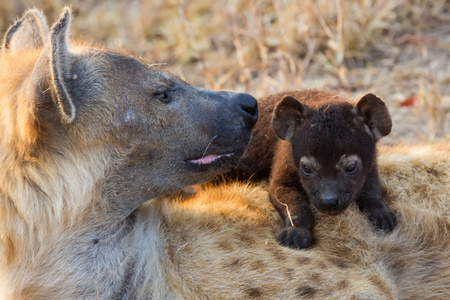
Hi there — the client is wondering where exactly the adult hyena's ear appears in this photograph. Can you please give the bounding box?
[272,96,311,143]
[31,8,77,123]
[2,9,49,52]
[48,8,77,123]
[354,93,392,140]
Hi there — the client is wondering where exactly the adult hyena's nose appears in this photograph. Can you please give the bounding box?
[236,93,258,129]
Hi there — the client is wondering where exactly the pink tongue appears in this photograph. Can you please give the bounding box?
[189,153,232,164]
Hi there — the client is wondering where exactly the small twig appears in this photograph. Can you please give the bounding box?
[274,187,294,227]
[95,280,99,300]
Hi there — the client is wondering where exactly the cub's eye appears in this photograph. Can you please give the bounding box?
[154,91,170,104]
[301,164,313,176]
[345,163,358,174]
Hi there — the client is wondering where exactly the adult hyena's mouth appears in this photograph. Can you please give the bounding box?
[185,147,243,171]
[185,137,247,169]
[188,153,234,165]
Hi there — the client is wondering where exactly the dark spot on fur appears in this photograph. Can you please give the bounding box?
[217,240,233,252]
[237,231,256,245]
[297,256,311,265]
[167,246,176,264]
[296,286,317,298]
[310,272,321,282]
[286,268,295,275]
[327,257,349,269]
[250,259,266,271]
[92,238,99,245]
[425,167,440,176]
[228,258,242,268]
[337,279,349,289]
[246,287,262,298]
[390,259,407,276]
[367,274,392,295]
[318,262,327,270]
[272,250,287,261]
[3,235,16,263]
[284,268,295,280]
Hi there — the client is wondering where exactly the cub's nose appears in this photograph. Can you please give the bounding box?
[236,93,258,129]
[320,197,338,210]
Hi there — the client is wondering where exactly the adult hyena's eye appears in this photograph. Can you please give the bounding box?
[154,91,170,104]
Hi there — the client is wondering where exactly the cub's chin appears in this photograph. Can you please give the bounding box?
[312,201,353,216]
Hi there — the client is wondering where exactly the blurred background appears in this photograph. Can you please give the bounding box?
[1,0,449,144]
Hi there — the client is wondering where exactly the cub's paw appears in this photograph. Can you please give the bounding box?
[277,226,312,250]
[368,209,397,232]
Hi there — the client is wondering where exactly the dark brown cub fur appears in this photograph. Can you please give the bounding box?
[237,90,396,249]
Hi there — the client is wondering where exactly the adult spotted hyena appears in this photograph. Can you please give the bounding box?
[0,8,257,299]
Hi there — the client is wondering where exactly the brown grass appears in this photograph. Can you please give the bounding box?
[1,0,449,143]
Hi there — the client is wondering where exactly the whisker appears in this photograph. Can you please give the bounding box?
[147,63,167,68]
[201,135,218,158]
[197,135,218,171]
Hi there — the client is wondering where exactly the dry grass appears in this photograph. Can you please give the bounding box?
[1,0,449,143]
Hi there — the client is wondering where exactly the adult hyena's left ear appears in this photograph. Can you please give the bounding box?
[2,9,49,52]
[354,93,392,140]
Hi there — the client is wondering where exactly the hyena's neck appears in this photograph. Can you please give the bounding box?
[0,149,170,298]
[0,147,110,242]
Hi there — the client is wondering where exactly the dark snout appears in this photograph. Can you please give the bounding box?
[183,89,258,171]
[317,181,341,214]
[320,197,338,210]
[235,93,258,129]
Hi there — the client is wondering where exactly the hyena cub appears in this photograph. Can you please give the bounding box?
[240,90,396,249]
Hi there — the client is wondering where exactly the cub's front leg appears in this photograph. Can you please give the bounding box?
[357,168,397,231]
[269,161,314,249]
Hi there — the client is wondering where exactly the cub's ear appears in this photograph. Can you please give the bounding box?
[272,96,311,143]
[2,9,49,52]
[354,93,392,140]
